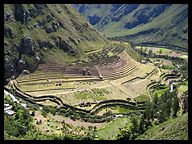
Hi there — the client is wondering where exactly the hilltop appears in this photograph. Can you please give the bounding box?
[73,4,188,49]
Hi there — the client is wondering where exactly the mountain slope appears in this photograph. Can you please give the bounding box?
[72,4,188,49]
[136,113,188,140]
[4,4,110,84]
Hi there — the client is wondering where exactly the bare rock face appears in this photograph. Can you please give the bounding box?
[17,59,26,72]
[4,57,15,84]
[38,40,54,49]
[37,19,46,26]
[14,4,30,24]
[4,11,14,24]
[34,4,47,9]
[58,37,78,56]
[4,26,15,39]
[46,22,60,33]
[29,8,40,18]
[46,25,54,33]
[69,37,78,45]
[20,35,34,55]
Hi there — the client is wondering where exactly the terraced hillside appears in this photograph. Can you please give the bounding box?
[4,4,110,84]
[99,53,139,80]
[9,43,156,108]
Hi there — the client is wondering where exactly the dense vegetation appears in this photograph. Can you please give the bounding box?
[115,88,188,140]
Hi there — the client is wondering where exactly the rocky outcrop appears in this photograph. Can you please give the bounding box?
[14,4,30,24]
[38,40,54,49]
[17,59,26,72]
[34,4,47,9]
[29,8,40,18]
[52,22,59,31]
[69,37,78,45]
[4,4,109,85]
[4,10,14,24]
[46,22,60,33]
[37,19,46,26]
[58,37,78,56]
[46,15,53,23]
[4,57,16,84]
[46,25,54,33]
[14,4,46,23]
[4,26,15,39]
[19,35,34,55]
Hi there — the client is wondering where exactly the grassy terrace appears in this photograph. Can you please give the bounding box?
[95,117,131,140]
[11,83,147,115]
[7,43,165,124]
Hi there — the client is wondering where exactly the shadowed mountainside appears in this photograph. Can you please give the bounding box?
[73,4,188,49]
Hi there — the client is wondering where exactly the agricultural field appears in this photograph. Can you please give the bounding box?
[8,42,184,114]
[5,42,188,140]
[95,117,131,140]
[135,46,188,58]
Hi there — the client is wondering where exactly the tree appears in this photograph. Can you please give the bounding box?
[131,117,138,139]
[138,116,145,134]
[140,47,143,55]
[116,129,131,140]
[153,93,158,105]
[144,48,147,53]
[144,102,154,121]
[183,93,188,114]
[148,49,152,57]
[172,96,180,117]
[88,126,92,131]
[93,126,97,131]
[165,98,172,118]
[152,94,158,113]
[159,49,162,55]
[158,104,167,123]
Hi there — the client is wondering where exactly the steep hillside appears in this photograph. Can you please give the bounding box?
[73,4,188,49]
[136,113,188,140]
[4,4,109,84]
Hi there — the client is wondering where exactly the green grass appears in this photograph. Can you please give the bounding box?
[162,64,175,69]
[116,106,137,113]
[136,113,188,140]
[92,88,110,96]
[135,94,150,102]
[184,80,188,86]
[4,4,111,71]
[95,117,131,140]
[178,85,188,93]
[157,48,168,53]
[153,87,169,98]
[74,88,109,101]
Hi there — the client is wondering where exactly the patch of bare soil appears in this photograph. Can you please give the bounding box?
[49,114,107,129]
[168,53,183,57]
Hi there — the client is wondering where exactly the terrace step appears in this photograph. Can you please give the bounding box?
[99,57,133,75]
[102,62,136,78]
[20,77,101,86]
[102,61,136,76]
[104,66,138,80]
[18,75,98,83]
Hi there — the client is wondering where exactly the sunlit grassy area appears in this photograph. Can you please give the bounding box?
[95,117,131,140]
[178,85,188,93]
